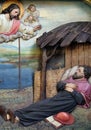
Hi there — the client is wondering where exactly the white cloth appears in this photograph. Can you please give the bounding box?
[0,14,13,33]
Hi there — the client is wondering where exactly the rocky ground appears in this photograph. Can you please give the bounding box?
[0,87,91,130]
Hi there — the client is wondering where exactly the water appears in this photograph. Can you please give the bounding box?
[0,67,34,89]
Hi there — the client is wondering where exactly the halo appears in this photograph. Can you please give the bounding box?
[1,0,24,18]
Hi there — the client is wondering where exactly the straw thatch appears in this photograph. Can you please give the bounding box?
[34,68,65,102]
[34,71,41,102]
[46,68,65,97]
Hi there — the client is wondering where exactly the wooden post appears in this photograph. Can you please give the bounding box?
[18,37,21,90]
[40,49,47,99]
[40,46,58,100]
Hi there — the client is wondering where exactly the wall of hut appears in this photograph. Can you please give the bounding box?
[34,43,91,102]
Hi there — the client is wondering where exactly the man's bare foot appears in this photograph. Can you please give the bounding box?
[7,109,15,123]
[7,114,19,123]
[6,114,10,120]
[15,116,20,123]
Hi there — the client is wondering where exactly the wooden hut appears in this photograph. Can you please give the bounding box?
[34,21,91,102]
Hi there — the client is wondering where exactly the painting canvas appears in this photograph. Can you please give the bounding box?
[0,0,91,130]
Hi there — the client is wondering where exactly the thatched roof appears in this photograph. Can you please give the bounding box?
[36,21,91,48]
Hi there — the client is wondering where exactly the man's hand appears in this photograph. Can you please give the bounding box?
[66,83,77,89]
[65,87,74,92]
[65,83,77,92]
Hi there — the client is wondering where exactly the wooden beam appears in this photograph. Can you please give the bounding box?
[65,46,72,69]
[40,49,47,100]
[84,43,89,65]
[88,43,91,66]
[71,45,78,67]
[78,44,85,65]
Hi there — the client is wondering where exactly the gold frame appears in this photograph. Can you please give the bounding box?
[84,0,91,5]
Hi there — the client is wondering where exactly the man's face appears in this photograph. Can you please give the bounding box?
[72,67,85,79]
[9,8,20,20]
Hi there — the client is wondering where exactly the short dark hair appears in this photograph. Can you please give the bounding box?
[1,4,20,19]
[80,65,91,79]
[28,4,36,10]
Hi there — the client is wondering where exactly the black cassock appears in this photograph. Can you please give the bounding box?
[14,82,85,126]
